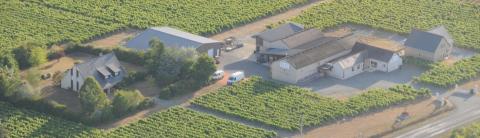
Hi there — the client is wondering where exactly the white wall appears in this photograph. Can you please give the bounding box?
[271,60,298,84]
[387,54,403,72]
[328,63,364,80]
[60,67,85,92]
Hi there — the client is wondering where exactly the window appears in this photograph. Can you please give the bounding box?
[76,70,79,77]
[371,61,378,68]
[76,81,79,91]
[70,69,73,76]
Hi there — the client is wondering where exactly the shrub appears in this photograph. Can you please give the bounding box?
[116,71,147,88]
[112,89,145,115]
[78,77,110,114]
[13,42,48,69]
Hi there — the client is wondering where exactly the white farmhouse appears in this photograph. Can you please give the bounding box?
[61,53,126,92]
[327,38,404,80]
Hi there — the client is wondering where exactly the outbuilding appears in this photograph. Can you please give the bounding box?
[126,27,223,57]
[404,25,453,62]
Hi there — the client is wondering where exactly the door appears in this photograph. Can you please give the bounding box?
[207,49,214,57]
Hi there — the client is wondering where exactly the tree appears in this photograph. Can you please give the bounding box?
[191,54,216,86]
[0,54,18,70]
[78,77,110,114]
[0,67,22,98]
[146,39,198,85]
[112,89,145,115]
[13,42,47,69]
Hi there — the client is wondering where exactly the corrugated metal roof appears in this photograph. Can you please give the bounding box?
[126,27,221,51]
[255,22,304,42]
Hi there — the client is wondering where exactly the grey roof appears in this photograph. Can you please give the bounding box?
[281,29,326,49]
[428,26,454,46]
[405,26,453,53]
[254,22,304,42]
[126,27,221,51]
[352,42,396,62]
[75,53,126,90]
[285,34,359,69]
[337,52,367,69]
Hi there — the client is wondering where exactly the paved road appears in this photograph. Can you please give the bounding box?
[394,88,480,138]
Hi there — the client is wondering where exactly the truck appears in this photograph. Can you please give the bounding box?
[224,37,244,52]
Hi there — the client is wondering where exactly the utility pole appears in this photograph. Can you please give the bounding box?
[300,113,304,138]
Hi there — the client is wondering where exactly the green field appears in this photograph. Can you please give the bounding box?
[0,102,275,138]
[451,121,480,138]
[293,0,480,50]
[417,55,480,87]
[193,77,431,130]
[0,0,122,53]
[107,107,276,138]
[0,0,310,53]
[0,101,104,138]
[27,0,309,35]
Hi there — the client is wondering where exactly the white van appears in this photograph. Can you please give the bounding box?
[227,71,245,85]
[212,70,225,80]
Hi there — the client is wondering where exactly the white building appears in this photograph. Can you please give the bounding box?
[61,53,126,92]
[327,39,404,80]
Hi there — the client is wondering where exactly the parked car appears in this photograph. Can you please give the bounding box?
[212,70,225,80]
[224,37,244,52]
[227,71,244,85]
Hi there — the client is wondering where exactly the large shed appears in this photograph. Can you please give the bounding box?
[126,27,223,57]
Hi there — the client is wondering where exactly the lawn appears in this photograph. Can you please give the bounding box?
[292,0,480,50]
[193,77,431,130]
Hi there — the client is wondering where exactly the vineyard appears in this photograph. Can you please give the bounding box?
[0,0,122,53]
[293,0,480,50]
[0,101,274,138]
[26,0,309,35]
[193,77,431,130]
[450,121,480,138]
[0,0,309,53]
[417,55,480,87]
[0,101,104,138]
[106,107,276,138]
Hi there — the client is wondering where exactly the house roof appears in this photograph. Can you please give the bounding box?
[428,25,454,46]
[352,42,397,62]
[338,52,367,69]
[404,25,453,53]
[126,27,221,51]
[285,34,359,69]
[75,53,126,90]
[254,22,304,42]
[358,37,405,52]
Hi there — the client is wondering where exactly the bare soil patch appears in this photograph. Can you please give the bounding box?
[87,29,140,49]
[295,98,451,138]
